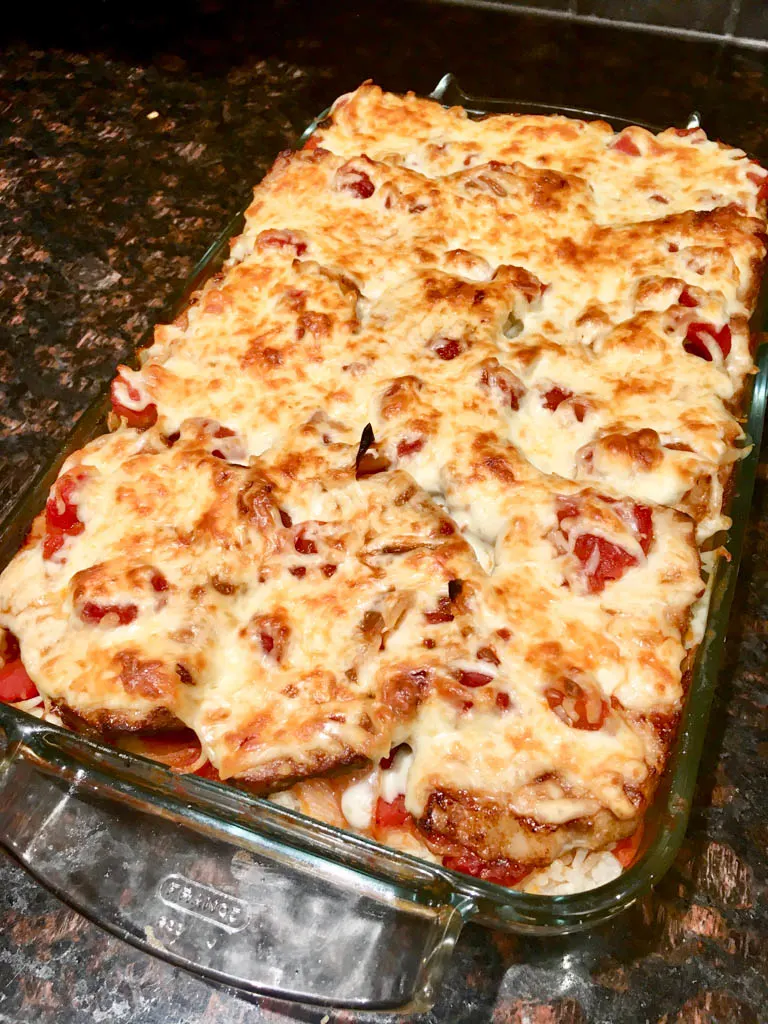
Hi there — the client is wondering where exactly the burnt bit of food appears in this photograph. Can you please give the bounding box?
[355,423,390,478]
[176,663,195,685]
[355,422,374,468]
[448,579,463,602]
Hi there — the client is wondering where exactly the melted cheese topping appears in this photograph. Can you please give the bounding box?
[1,84,765,882]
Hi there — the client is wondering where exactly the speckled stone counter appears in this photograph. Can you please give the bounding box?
[0,4,767,1022]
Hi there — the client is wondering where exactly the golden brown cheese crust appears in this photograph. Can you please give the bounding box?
[2,83,767,882]
[316,82,767,224]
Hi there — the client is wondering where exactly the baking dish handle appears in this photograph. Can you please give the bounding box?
[0,714,471,1012]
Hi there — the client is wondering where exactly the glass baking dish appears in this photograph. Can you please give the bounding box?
[0,73,765,1013]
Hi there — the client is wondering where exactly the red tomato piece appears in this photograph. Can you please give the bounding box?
[46,473,83,531]
[424,597,454,624]
[256,229,308,256]
[434,338,461,361]
[545,678,608,731]
[479,364,523,411]
[396,437,425,458]
[0,660,39,703]
[632,504,653,555]
[375,794,411,829]
[334,163,375,199]
[79,602,139,626]
[442,850,530,887]
[43,530,67,560]
[573,534,637,593]
[678,288,698,308]
[150,571,169,592]
[684,322,732,361]
[43,469,89,560]
[542,387,587,422]
[613,823,644,868]
[557,496,653,590]
[542,386,572,411]
[294,528,318,555]
[457,670,493,688]
[555,497,581,526]
[109,373,158,429]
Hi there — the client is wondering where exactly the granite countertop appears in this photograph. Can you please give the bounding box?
[0,3,767,1021]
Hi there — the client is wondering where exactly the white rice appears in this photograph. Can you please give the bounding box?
[520,847,623,895]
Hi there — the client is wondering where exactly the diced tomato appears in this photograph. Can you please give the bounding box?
[543,387,588,421]
[613,823,644,868]
[457,670,493,688]
[43,469,89,560]
[545,678,608,730]
[46,473,84,531]
[632,504,653,555]
[109,373,158,429]
[0,660,39,703]
[555,497,580,526]
[150,571,169,592]
[442,850,530,887]
[194,760,221,781]
[573,534,637,592]
[479,363,524,411]
[678,288,698,308]
[612,134,641,157]
[375,794,411,829]
[543,386,572,411]
[684,322,732,361]
[396,437,425,458]
[433,338,462,361]
[333,162,375,199]
[424,596,454,624]
[256,229,308,257]
[294,528,318,555]
[557,496,653,592]
[43,530,67,560]
[79,601,138,626]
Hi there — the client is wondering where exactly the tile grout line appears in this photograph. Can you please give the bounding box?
[431,0,768,52]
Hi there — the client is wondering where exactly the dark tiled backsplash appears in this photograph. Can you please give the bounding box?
[452,0,766,43]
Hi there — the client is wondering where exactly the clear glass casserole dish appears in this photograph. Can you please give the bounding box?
[0,73,765,1013]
